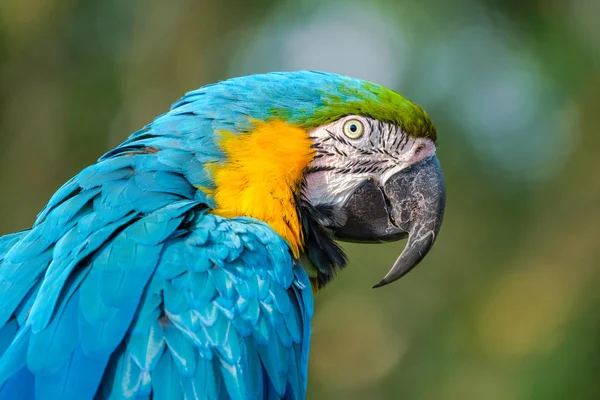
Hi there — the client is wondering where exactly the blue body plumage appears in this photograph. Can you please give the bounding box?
[0,71,444,399]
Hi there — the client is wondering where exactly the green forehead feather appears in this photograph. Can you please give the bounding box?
[268,74,436,141]
[317,82,436,140]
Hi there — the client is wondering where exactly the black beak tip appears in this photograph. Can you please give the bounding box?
[372,280,388,289]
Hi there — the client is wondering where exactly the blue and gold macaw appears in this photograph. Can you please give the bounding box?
[0,71,445,399]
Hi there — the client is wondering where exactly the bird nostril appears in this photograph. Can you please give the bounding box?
[368,176,381,186]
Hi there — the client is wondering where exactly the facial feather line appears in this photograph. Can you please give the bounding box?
[302,116,436,207]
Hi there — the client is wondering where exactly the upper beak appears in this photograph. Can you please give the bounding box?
[331,155,446,288]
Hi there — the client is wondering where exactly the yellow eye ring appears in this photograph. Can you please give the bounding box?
[342,119,365,139]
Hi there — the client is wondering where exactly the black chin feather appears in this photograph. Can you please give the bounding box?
[296,198,348,289]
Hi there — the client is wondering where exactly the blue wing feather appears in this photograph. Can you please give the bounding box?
[0,205,312,400]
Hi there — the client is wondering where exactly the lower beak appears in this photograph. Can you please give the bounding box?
[331,155,446,288]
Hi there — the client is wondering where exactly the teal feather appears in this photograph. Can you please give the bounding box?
[0,367,33,399]
[0,328,30,385]
[151,352,184,400]
[180,356,225,400]
[0,249,52,327]
[27,290,79,373]
[0,321,17,357]
[164,324,196,377]
[34,179,80,224]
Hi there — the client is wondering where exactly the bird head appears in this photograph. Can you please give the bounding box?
[302,114,445,288]
[115,71,445,289]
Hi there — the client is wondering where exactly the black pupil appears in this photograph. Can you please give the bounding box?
[350,124,358,132]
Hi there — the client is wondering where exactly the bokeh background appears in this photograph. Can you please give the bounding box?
[1,0,599,398]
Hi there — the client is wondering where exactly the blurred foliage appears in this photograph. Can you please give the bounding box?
[1,0,599,399]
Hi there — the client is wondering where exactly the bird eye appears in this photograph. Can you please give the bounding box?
[342,119,364,139]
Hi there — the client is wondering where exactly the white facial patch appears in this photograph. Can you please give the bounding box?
[302,115,436,207]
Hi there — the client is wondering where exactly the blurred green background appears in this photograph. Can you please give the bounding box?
[1,0,599,399]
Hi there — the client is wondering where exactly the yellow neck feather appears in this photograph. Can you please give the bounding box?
[209,120,315,257]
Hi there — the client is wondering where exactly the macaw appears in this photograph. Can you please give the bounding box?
[0,71,445,400]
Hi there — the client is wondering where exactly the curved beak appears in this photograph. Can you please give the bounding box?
[331,155,446,288]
